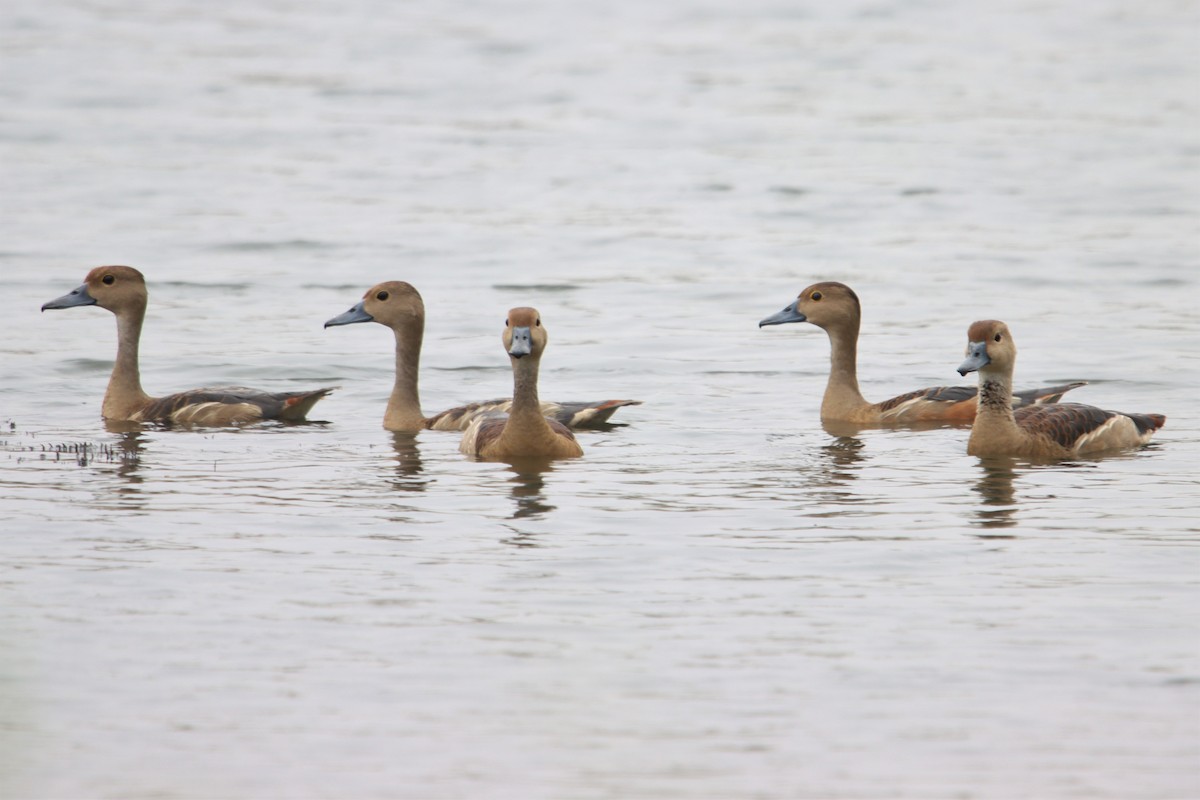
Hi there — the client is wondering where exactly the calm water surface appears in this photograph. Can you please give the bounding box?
[2,0,1198,797]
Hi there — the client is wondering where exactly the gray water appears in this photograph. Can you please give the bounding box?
[2,0,1198,797]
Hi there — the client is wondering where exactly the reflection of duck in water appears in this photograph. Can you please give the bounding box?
[111,430,145,487]
[461,308,584,461]
[504,457,558,523]
[812,435,866,493]
[972,456,1019,530]
[388,432,428,492]
[958,320,1165,459]
[325,282,638,432]
[42,267,333,426]
[759,282,1084,425]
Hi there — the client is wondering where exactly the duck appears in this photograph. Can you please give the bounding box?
[325,281,638,433]
[459,308,584,459]
[759,281,1085,424]
[957,319,1165,458]
[42,266,333,426]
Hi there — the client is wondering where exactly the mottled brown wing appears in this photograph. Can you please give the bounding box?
[142,386,332,424]
[547,399,642,428]
[546,418,579,443]
[1011,381,1088,407]
[430,398,640,430]
[140,389,251,422]
[426,398,512,431]
[878,381,1087,414]
[1013,403,1114,449]
[877,385,976,412]
[468,416,509,455]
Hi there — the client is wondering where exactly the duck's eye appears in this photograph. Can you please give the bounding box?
[994,333,1002,342]
[376,290,389,301]
[102,274,115,285]
[811,291,822,301]
[505,319,509,326]
[535,318,541,327]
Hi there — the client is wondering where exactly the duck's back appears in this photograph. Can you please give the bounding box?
[875,381,1087,423]
[875,385,978,421]
[139,387,333,425]
[429,397,640,431]
[1013,402,1165,456]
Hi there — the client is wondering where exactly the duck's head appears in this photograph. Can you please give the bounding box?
[503,307,546,360]
[42,266,147,315]
[958,319,1016,376]
[325,281,424,330]
[759,281,860,331]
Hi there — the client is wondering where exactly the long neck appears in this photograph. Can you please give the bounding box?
[385,320,425,431]
[102,305,151,419]
[821,320,869,414]
[501,354,554,440]
[509,354,543,419]
[971,365,1023,444]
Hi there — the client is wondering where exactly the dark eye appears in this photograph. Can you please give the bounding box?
[811,291,822,301]
[505,319,509,326]
[535,318,541,327]
[102,274,115,285]
[994,333,1002,342]
[376,290,389,301]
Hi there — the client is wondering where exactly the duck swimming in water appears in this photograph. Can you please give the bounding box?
[957,319,1164,459]
[759,281,1084,425]
[325,281,638,432]
[459,307,584,460]
[42,266,332,426]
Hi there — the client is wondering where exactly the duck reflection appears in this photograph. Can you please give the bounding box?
[501,456,558,526]
[389,432,429,492]
[111,430,145,486]
[816,435,866,495]
[972,456,1020,530]
[801,421,869,502]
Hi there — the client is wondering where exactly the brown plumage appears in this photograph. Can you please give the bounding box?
[325,281,638,432]
[427,397,636,430]
[459,308,584,460]
[42,266,333,426]
[957,319,1165,458]
[759,281,1085,425]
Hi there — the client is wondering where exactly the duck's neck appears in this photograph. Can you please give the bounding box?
[503,355,553,438]
[385,321,426,432]
[970,368,1023,446]
[102,305,152,420]
[821,321,869,417]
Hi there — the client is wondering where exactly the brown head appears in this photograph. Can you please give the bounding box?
[958,319,1016,376]
[324,281,425,332]
[42,265,148,316]
[503,307,546,360]
[758,281,861,333]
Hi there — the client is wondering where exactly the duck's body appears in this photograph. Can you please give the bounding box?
[325,282,637,433]
[759,281,1084,424]
[129,387,330,426]
[958,320,1164,458]
[460,307,583,460]
[427,397,636,431]
[42,266,332,426]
